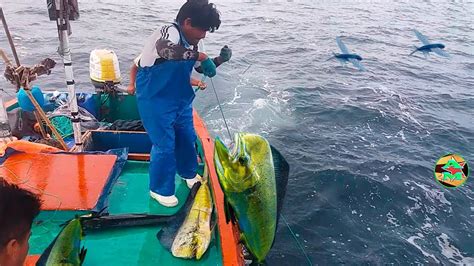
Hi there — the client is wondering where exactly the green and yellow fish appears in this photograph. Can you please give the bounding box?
[171,181,213,260]
[36,218,87,266]
[214,133,289,263]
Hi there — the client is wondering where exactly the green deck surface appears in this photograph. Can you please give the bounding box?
[29,160,223,265]
[108,161,191,216]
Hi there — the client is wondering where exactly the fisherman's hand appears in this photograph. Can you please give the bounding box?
[197,81,207,90]
[219,45,232,63]
[200,57,217,78]
[127,84,136,95]
[191,77,207,90]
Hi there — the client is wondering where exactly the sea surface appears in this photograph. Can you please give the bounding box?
[1,0,473,264]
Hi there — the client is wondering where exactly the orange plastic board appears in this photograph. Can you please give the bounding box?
[24,255,39,266]
[0,153,117,211]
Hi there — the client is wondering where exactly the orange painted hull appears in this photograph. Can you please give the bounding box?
[193,110,244,266]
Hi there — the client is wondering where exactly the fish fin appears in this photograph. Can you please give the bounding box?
[270,145,289,223]
[94,206,109,217]
[325,54,336,62]
[414,29,430,45]
[336,37,350,54]
[250,260,267,266]
[156,229,172,251]
[223,194,237,224]
[432,47,450,57]
[349,58,365,71]
[210,213,217,232]
[80,213,173,232]
[242,243,259,265]
[79,247,87,265]
[157,183,201,250]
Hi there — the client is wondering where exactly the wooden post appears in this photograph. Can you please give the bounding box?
[0,8,20,67]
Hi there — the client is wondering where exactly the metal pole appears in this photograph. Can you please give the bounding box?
[0,7,20,67]
[57,0,82,150]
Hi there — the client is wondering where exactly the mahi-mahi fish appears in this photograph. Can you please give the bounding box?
[214,133,289,263]
[36,218,87,266]
[171,181,213,260]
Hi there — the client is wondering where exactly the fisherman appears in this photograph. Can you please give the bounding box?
[127,54,216,94]
[134,0,232,207]
[0,178,41,266]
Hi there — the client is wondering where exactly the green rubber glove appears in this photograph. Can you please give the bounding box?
[201,57,216,77]
[219,45,232,62]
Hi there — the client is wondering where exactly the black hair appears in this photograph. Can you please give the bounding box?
[176,0,221,32]
[0,178,41,248]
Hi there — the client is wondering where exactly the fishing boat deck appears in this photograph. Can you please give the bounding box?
[25,160,224,265]
[3,93,242,265]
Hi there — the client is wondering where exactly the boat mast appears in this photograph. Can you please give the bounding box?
[52,0,82,150]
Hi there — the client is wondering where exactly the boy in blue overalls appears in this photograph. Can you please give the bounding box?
[135,0,231,207]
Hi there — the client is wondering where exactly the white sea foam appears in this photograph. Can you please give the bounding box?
[436,233,474,264]
[406,234,440,263]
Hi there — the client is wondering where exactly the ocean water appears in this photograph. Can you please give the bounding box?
[1,0,473,264]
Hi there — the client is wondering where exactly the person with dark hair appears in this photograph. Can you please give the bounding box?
[127,0,231,94]
[134,0,232,207]
[0,178,41,266]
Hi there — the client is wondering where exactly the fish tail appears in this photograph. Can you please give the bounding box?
[79,246,87,265]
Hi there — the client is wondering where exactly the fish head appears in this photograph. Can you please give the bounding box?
[215,134,254,193]
[215,133,271,193]
[439,44,446,49]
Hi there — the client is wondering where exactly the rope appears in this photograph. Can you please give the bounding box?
[281,214,313,265]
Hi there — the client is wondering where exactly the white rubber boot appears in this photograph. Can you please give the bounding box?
[150,191,178,207]
[184,174,202,189]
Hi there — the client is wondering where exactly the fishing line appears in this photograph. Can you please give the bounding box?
[208,67,311,265]
[0,88,14,97]
[0,160,63,235]
[281,214,313,266]
[0,159,33,185]
[200,62,253,143]
[210,77,233,142]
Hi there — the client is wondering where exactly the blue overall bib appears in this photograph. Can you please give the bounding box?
[135,24,198,196]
